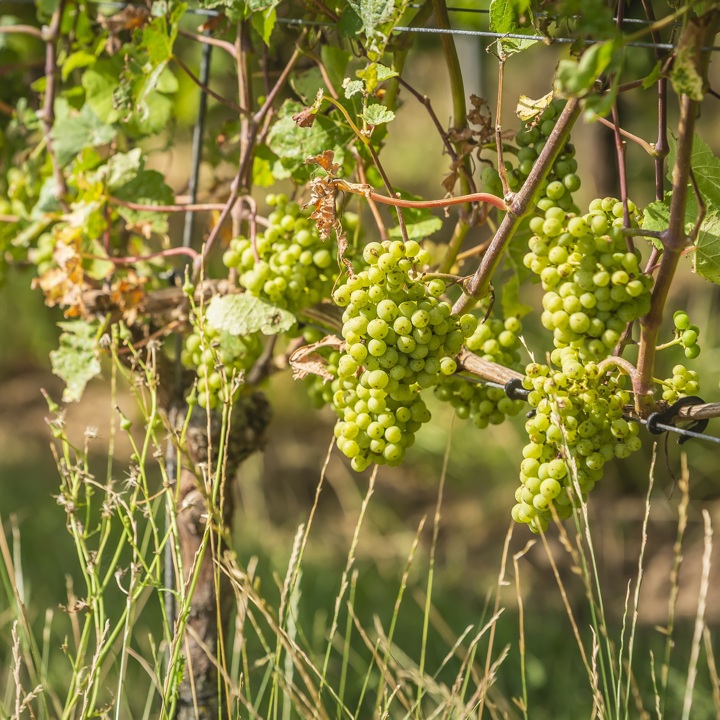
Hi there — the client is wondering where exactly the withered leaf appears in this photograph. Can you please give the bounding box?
[288,336,343,381]
[97,5,150,32]
[306,149,339,175]
[292,107,317,128]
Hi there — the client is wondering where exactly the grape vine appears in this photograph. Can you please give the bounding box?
[0,3,720,544]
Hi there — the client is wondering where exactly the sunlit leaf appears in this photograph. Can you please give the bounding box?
[50,320,102,402]
[207,294,296,336]
[362,103,395,126]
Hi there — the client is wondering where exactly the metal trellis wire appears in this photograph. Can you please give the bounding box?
[464,376,720,446]
[5,0,720,53]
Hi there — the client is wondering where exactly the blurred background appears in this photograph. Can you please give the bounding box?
[2,3,720,717]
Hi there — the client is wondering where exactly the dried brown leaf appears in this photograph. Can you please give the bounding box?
[288,335,343,381]
[97,5,150,32]
[33,233,88,317]
[292,107,317,128]
[109,270,147,326]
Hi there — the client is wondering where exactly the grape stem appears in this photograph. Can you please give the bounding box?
[495,59,511,199]
[620,227,664,240]
[592,114,656,156]
[172,54,247,115]
[596,356,638,381]
[85,247,201,266]
[177,29,238,60]
[352,149,388,242]
[106,196,248,215]
[333,179,508,212]
[655,338,681,351]
[412,272,465,285]
[452,97,582,315]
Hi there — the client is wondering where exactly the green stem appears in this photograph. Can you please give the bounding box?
[431,0,475,272]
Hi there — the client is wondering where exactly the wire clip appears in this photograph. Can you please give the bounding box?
[646,396,708,445]
[504,377,529,401]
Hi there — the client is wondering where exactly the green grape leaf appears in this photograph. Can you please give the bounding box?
[206,294,296,336]
[82,56,123,123]
[643,193,720,285]
[362,103,395,126]
[52,102,117,167]
[35,0,59,20]
[343,79,365,98]
[694,212,720,284]
[251,6,277,44]
[247,0,281,9]
[356,61,398,94]
[112,170,175,233]
[50,321,102,403]
[642,199,669,247]
[347,0,395,39]
[489,0,537,56]
[266,100,352,179]
[666,133,720,222]
[642,60,663,89]
[555,40,616,97]
[376,63,399,82]
[338,5,363,39]
[61,50,97,81]
[105,148,144,189]
[387,191,442,239]
[388,217,442,240]
[142,14,177,66]
[31,177,63,218]
[252,145,277,187]
[129,89,174,135]
[290,68,325,103]
[686,134,720,209]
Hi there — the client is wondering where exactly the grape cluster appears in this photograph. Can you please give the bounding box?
[181,319,263,410]
[481,99,580,215]
[672,310,701,359]
[512,347,641,533]
[435,378,524,428]
[223,194,337,313]
[524,197,653,360]
[659,364,700,404]
[435,314,525,427]
[329,239,473,471]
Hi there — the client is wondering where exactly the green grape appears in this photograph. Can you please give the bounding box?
[673,310,690,330]
[224,194,341,314]
[328,240,469,470]
[511,349,642,533]
[182,313,264,410]
[660,364,700,404]
[523,197,651,361]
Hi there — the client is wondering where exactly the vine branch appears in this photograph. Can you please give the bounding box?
[452,98,582,314]
[39,0,69,209]
[635,11,720,416]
